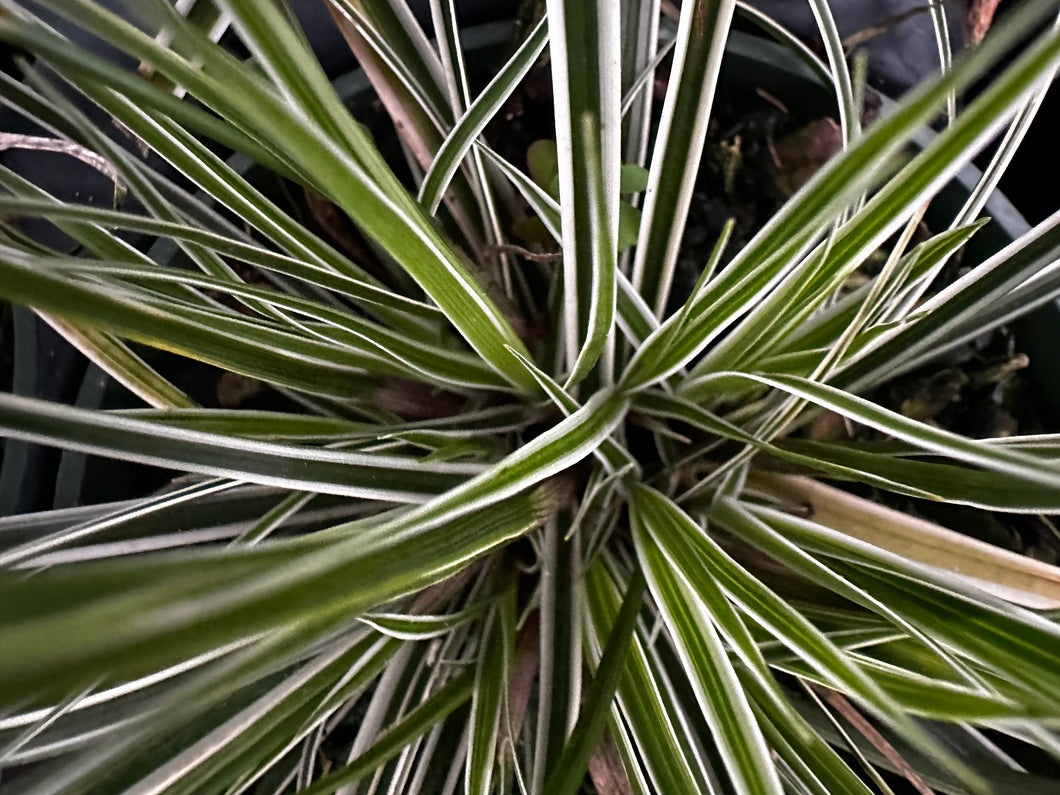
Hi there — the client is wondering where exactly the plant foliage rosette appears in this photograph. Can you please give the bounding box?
[1,0,1060,792]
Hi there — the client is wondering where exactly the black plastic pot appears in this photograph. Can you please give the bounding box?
[1,17,1055,514]
[744,0,966,95]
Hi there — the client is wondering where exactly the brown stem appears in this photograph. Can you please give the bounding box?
[587,730,634,795]
[968,0,1003,46]
[812,685,934,795]
[498,614,541,772]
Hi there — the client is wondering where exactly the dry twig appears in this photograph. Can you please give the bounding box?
[0,133,125,193]
[487,243,563,263]
[813,685,934,795]
[842,6,934,52]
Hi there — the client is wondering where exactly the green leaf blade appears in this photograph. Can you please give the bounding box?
[546,0,621,383]
[630,485,784,795]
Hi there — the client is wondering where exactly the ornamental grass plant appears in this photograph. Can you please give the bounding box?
[1,0,1060,792]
